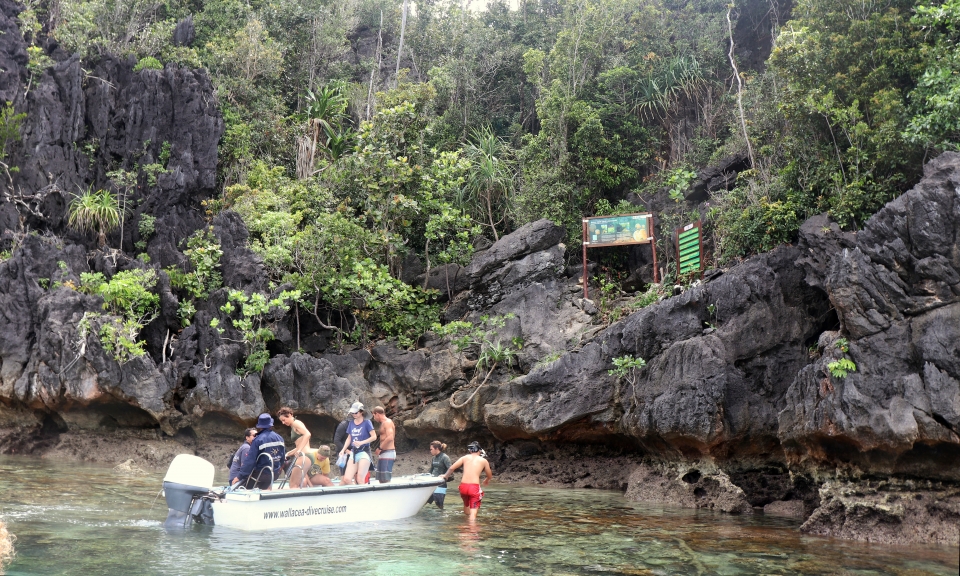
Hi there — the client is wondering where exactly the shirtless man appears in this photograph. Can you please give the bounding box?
[372,406,396,483]
[442,441,493,520]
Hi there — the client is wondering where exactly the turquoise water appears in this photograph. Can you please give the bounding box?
[0,455,957,575]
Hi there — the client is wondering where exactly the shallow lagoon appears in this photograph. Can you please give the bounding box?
[1,455,957,575]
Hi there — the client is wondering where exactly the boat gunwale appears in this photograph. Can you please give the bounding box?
[225,476,444,501]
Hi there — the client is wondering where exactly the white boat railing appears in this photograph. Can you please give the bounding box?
[228,453,275,493]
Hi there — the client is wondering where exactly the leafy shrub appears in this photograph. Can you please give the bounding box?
[220,289,300,376]
[26,46,54,84]
[596,276,621,323]
[133,56,163,72]
[135,214,156,251]
[633,284,667,309]
[665,167,697,203]
[828,357,857,379]
[711,182,801,261]
[142,162,166,186]
[594,199,641,216]
[835,338,849,353]
[432,314,517,362]
[77,269,159,364]
[166,228,223,326]
[81,269,160,319]
[608,355,647,394]
[167,228,223,300]
[53,0,183,60]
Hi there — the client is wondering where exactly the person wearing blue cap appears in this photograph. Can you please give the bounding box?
[234,413,286,490]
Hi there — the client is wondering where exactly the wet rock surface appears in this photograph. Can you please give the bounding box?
[624,461,753,514]
[801,479,960,545]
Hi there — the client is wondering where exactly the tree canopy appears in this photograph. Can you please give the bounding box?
[27,0,958,346]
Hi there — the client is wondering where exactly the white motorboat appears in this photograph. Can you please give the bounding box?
[162,454,443,530]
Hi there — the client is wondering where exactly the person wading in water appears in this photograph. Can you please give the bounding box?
[442,441,493,521]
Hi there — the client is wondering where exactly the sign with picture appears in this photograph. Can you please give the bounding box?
[583,213,654,247]
[581,212,659,298]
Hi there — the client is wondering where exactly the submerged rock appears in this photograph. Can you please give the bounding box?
[113,458,147,476]
[624,461,752,514]
[801,479,960,545]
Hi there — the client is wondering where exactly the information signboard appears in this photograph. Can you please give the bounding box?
[581,212,659,298]
[583,213,653,247]
[675,221,702,277]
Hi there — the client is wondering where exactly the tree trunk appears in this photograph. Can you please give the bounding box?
[395,0,409,84]
[366,11,384,120]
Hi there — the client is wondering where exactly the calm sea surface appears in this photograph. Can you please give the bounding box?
[0,455,957,575]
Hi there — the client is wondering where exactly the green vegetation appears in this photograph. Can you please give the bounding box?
[534,350,563,370]
[33,0,960,358]
[608,354,647,398]
[828,358,857,379]
[134,56,163,72]
[433,314,521,409]
[0,102,26,184]
[634,284,668,310]
[432,314,516,356]
[596,276,621,323]
[135,214,156,251]
[219,288,300,376]
[68,188,120,247]
[165,227,224,327]
[78,269,160,363]
[666,167,697,203]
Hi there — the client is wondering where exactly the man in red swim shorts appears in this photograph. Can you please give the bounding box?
[443,441,494,521]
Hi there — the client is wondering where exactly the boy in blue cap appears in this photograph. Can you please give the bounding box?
[234,413,286,490]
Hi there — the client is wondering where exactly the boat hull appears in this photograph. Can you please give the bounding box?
[211,476,443,530]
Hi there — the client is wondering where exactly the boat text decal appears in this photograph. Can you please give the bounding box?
[263,505,347,520]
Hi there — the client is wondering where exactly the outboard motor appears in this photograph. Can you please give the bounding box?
[163,454,215,527]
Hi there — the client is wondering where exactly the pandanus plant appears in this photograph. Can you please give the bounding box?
[634,54,707,122]
[68,187,120,247]
[297,81,356,178]
[464,126,514,241]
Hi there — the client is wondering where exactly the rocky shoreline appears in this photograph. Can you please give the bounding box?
[3,425,958,547]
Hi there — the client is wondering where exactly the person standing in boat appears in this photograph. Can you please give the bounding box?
[340,402,377,484]
[278,407,321,489]
[442,441,493,521]
[425,440,452,509]
[228,427,257,483]
[372,406,396,483]
[234,413,286,490]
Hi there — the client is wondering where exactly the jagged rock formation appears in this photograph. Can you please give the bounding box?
[780,154,960,480]
[0,0,957,546]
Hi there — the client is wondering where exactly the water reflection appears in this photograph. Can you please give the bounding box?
[0,455,956,575]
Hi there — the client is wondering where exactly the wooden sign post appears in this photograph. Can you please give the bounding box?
[675,220,703,278]
[582,213,659,299]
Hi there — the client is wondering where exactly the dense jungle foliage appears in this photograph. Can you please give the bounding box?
[21,0,960,350]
